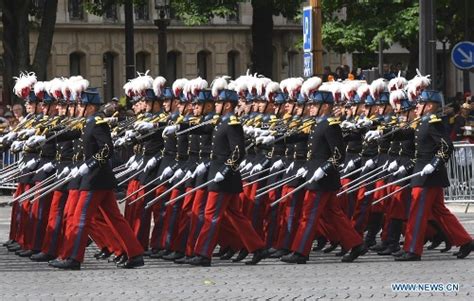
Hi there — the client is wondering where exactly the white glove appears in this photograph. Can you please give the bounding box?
[136,122,154,131]
[421,163,435,176]
[239,159,247,169]
[387,160,398,172]
[242,162,253,172]
[213,172,225,183]
[58,166,70,178]
[285,162,295,174]
[341,120,356,129]
[26,158,38,170]
[38,162,55,173]
[193,162,207,177]
[11,141,24,152]
[125,130,136,139]
[357,117,373,127]
[69,166,79,178]
[243,126,255,136]
[254,128,270,137]
[18,162,26,172]
[5,131,17,142]
[162,125,179,138]
[296,167,308,178]
[364,130,381,141]
[144,157,158,173]
[114,137,126,147]
[184,170,192,179]
[250,163,262,176]
[19,128,36,137]
[256,135,275,145]
[171,168,184,182]
[129,160,139,171]
[270,159,284,172]
[393,165,407,177]
[78,163,89,176]
[343,160,356,174]
[362,159,375,172]
[125,155,136,168]
[309,167,326,183]
[159,166,173,180]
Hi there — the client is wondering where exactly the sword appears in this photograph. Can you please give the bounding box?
[337,165,384,196]
[241,165,273,181]
[29,174,76,204]
[11,173,57,202]
[126,177,171,206]
[158,179,214,209]
[14,176,63,204]
[364,171,421,196]
[371,183,410,206]
[255,175,298,199]
[117,168,144,186]
[340,168,388,196]
[0,167,21,181]
[147,173,191,208]
[175,119,215,136]
[270,180,308,207]
[1,169,37,183]
[243,168,287,187]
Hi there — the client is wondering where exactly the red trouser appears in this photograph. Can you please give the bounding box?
[41,190,68,256]
[275,185,303,250]
[292,190,362,256]
[404,187,472,256]
[15,184,32,248]
[131,186,155,250]
[248,182,267,240]
[370,179,387,213]
[171,187,194,252]
[339,178,356,218]
[9,184,25,240]
[240,181,255,217]
[159,188,184,250]
[58,189,80,258]
[124,179,140,225]
[194,191,265,259]
[185,188,208,256]
[30,182,53,251]
[64,190,143,262]
[352,184,374,234]
[149,185,168,250]
[263,183,284,248]
[91,208,125,256]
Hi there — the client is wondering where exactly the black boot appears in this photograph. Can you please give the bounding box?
[212,246,229,258]
[50,258,81,270]
[174,256,193,264]
[188,255,211,267]
[323,243,338,253]
[440,241,452,253]
[150,249,171,259]
[98,249,113,260]
[312,236,327,251]
[8,243,21,252]
[94,248,110,259]
[394,252,421,261]
[18,250,38,257]
[378,219,402,255]
[30,252,55,262]
[3,239,14,247]
[280,252,308,264]
[369,241,388,252]
[392,249,405,257]
[115,254,129,266]
[162,251,185,261]
[219,249,237,260]
[341,243,368,262]
[245,249,270,265]
[456,241,473,259]
[232,249,249,262]
[364,212,384,248]
[335,248,348,257]
[269,249,291,259]
[118,255,145,269]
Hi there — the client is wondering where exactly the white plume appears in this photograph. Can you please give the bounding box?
[389,89,407,108]
[172,78,189,97]
[301,77,322,98]
[369,78,387,99]
[211,76,228,97]
[265,81,281,102]
[356,83,370,100]
[153,76,167,97]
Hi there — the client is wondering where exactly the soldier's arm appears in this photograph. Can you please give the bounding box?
[322,122,345,173]
[222,118,246,175]
[429,117,454,169]
[87,119,114,170]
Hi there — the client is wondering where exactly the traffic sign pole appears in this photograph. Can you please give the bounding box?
[311,0,323,77]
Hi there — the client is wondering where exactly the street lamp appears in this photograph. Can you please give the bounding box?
[155,0,171,79]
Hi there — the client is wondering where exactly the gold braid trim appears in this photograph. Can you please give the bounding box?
[435,138,450,162]
[93,143,110,165]
[225,145,240,171]
[328,146,343,168]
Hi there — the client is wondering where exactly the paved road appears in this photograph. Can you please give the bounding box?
[0,202,472,300]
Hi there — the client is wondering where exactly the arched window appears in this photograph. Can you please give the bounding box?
[197,50,211,80]
[136,51,151,74]
[69,51,86,76]
[68,0,84,20]
[103,52,118,101]
[227,50,240,79]
[167,51,182,83]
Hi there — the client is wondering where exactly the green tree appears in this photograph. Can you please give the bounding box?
[1,0,58,104]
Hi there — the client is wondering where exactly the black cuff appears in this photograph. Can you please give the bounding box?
[320,161,334,174]
[86,158,99,170]
[220,166,232,178]
[430,157,443,169]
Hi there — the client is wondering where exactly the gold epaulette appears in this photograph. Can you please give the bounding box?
[228,115,240,126]
[428,114,442,123]
[95,116,107,125]
[328,117,341,126]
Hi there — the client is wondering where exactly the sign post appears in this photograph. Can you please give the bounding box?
[451,41,474,70]
[303,0,323,78]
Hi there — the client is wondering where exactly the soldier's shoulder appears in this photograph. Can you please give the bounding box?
[428,114,442,124]
[328,117,341,126]
[227,115,241,126]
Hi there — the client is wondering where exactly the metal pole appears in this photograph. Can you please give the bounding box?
[310,0,323,76]
[378,38,383,78]
[124,0,135,82]
[463,0,471,93]
[155,11,169,78]
[419,0,436,87]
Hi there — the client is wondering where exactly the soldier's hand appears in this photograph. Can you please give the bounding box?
[78,163,90,176]
[193,162,207,178]
[341,120,356,130]
[362,159,375,172]
[250,163,262,176]
[309,167,326,183]
[364,130,381,141]
[171,168,184,182]
[270,159,284,172]
[37,162,55,173]
[159,166,173,180]
[387,160,398,172]
[420,163,435,176]
[296,167,307,178]
[144,157,158,173]
[285,162,295,174]
[343,160,356,174]
[57,166,70,178]
[393,165,407,177]
[135,122,154,131]
[213,172,225,183]
[162,125,179,138]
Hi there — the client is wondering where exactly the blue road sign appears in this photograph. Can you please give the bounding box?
[303,53,313,77]
[451,41,474,70]
[303,7,313,52]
